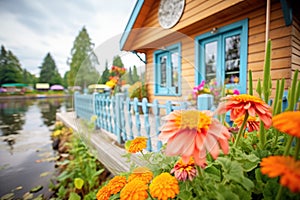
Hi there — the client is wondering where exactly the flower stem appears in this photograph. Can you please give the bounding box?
[294,138,300,160]
[259,121,266,149]
[283,136,294,156]
[147,190,154,200]
[275,185,283,200]
[233,112,249,147]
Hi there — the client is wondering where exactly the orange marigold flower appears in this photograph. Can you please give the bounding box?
[272,111,300,138]
[216,94,272,129]
[127,136,147,153]
[128,167,153,184]
[149,172,179,200]
[159,110,230,167]
[120,179,148,200]
[96,185,111,200]
[234,115,260,132]
[171,157,197,181]
[260,156,300,192]
[107,176,127,195]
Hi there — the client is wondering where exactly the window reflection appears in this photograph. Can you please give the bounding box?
[225,35,240,84]
[171,52,178,87]
[205,41,217,83]
[160,56,167,87]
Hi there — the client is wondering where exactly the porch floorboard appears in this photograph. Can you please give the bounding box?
[56,111,145,175]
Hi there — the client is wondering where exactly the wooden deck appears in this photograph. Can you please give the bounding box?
[56,111,145,175]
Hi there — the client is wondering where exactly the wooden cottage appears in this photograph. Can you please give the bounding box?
[120,0,299,102]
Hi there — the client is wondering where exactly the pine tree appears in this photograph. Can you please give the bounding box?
[132,65,140,83]
[68,27,99,88]
[127,67,133,85]
[112,55,124,68]
[39,53,62,85]
[99,61,110,84]
[0,45,23,85]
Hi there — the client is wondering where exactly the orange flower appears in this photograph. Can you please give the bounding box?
[120,179,148,200]
[260,156,300,192]
[234,115,260,132]
[107,176,127,195]
[171,157,197,181]
[126,136,147,153]
[96,185,111,200]
[159,110,230,167]
[272,111,300,138]
[128,167,153,184]
[149,172,179,200]
[216,94,272,128]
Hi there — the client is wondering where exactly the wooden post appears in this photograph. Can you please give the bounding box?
[153,99,162,151]
[133,97,141,136]
[126,97,134,140]
[115,93,124,144]
[142,98,152,151]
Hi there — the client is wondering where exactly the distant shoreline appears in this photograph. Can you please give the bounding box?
[0,94,71,100]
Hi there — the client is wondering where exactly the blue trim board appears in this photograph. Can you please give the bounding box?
[153,43,182,96]
[280,0,292,26]
[194,19,248,94]
[120,0,144,51]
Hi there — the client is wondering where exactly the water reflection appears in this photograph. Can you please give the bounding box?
[0,100,32,136]
[0,97,72,199]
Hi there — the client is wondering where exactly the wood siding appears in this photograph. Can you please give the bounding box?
[292,16,300,80]
[128,0,294,102]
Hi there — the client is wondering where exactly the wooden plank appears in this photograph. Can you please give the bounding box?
[251,68,291,80]
[248,58,291,71]
[248,36,291,54]
[248,47,291,62]
[56,112,145,175]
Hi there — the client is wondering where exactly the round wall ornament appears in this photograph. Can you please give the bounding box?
[158,0,185,29]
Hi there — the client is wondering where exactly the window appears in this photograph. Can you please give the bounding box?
[154,43,181,96]
[195,19,248,94]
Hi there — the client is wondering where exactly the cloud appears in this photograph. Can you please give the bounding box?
[0,0,139,77]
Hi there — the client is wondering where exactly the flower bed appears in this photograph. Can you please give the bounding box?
[94,41,300,200]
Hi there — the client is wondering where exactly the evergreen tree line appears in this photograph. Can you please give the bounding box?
[0,45,66,88]
[1,26,142,90]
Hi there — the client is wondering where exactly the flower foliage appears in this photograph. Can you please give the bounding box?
[94,42,300,200]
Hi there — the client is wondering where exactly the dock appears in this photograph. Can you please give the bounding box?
[56,111,145,175]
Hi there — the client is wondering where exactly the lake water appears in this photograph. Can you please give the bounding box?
[0,97,72,199]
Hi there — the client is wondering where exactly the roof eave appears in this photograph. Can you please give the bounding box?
[119,0,144,51]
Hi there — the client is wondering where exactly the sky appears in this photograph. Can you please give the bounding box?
[0,0,145,77]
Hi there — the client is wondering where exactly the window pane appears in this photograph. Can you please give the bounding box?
[171,52,178,87]
[160,55,167,87]
[225,35,240,84]
[205,41,217,83]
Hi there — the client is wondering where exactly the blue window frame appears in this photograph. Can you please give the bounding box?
[154,43,181,96]
[195,19,248,94]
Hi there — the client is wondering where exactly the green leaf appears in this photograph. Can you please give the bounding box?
[256,78,262,98]
[92,168,105,177]
[263,178,280,199]
[125,140,131,151]
[216,185,240,200]
[216,157,254,191]
[204,165,221,181]
[248,70,253,95]
[74,178,84,190]
[68,192,81,200]
[288,70,299,111]
[0,193,14,200]
[263,40,272,103]
[40,171,51,177]
[30,185,43,193]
